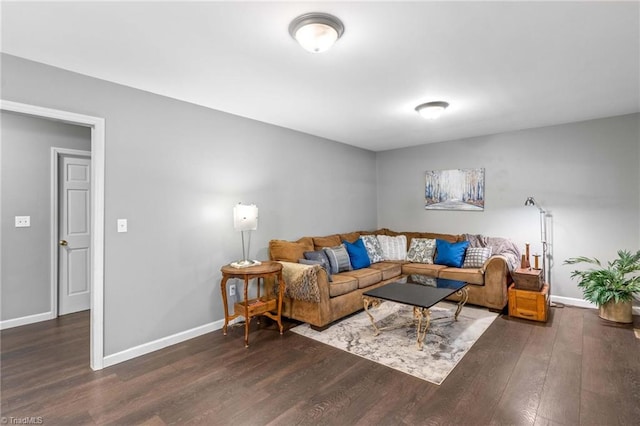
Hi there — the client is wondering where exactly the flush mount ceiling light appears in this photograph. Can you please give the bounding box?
[289,12,344,53]
[415,101,450,120]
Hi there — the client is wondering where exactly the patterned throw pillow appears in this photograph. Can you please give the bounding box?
[303,250,333,281]
[360,235,385,263]
[406,238,436,264]
[376,235,408,261]
[462,247,493,268]
[323,244,353,273]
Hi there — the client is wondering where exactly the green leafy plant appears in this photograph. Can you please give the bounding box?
[564,249,640,306]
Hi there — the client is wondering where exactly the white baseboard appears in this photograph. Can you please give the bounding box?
[550,295,596,309]
[102,317,239,368]
[0,311,56,330]
[550,295,640,316]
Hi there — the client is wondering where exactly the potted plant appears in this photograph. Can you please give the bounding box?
[564,249,640,323]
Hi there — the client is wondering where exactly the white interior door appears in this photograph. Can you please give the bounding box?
[59,154,91,315]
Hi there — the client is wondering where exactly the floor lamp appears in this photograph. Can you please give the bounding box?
[231,203,260,268]
[524,197,547,282]
[524,197,560,307]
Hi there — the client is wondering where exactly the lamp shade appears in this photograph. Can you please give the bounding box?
[524,196,545,213]
[233,203,258,231]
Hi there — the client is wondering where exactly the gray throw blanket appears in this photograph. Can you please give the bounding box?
[463,234,521,271]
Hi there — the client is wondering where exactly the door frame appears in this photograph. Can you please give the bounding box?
[1,100,105,371]
[51,148,92,318]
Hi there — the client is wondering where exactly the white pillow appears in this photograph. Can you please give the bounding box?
[376,235,407,261]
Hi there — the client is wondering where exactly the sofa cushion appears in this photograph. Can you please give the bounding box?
[439,267,485,285]
[343,238,371,270]
[406,238,436,263]
[360,235,385,263]
[323,244,352,273]
[372,228,398,236]
[340,231,361,243]
[369,261,402,280]
[313,234,341,250]
[269,238,314,262]
[328,274,358,297]
[342,268,383,289]
[405,232,460,244]
[462,247,493,268]
[435,239,470,268]
[401,263,447,277]
[377,235,408,260]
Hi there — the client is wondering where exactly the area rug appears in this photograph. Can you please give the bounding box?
[291,301,498,385]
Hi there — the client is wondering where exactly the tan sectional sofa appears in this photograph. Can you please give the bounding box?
[268,228,514,330]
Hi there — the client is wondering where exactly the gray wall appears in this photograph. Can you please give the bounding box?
[1,112,91,320]
[377,114,640,300]
[0,54,378,355]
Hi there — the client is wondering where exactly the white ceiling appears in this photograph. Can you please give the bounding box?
[2,1,638,152]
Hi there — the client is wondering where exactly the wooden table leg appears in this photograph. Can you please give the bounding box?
[276,271,284,334]
[244,276,250,347]
[221,275,230,335]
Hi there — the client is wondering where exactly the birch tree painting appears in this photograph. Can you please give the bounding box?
[425,168,485,210]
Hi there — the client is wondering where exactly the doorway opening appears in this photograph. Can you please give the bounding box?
[1,100,105,370]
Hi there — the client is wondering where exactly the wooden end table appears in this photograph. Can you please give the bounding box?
[220,261,284,347]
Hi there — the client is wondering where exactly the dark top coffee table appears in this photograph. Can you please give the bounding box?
[362,275,469,350]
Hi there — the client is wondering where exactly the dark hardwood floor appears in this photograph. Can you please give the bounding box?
[1,306,639,425]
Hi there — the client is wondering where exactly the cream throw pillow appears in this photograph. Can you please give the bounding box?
[376,235,407,261]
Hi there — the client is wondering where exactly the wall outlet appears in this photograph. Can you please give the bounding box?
[229,284,236,297]
[15,216,31,227]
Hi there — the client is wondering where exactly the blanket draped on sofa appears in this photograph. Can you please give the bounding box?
[277,261,321,303]
[463,233,521,271]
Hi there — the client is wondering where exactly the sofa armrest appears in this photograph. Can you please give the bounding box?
[481,254,509,272]
[482,255,511,308]
[314,266,331,302]
[278,261,329,303]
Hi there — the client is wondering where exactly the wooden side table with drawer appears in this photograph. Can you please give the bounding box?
[508,283,549,322]
[220,261,284,347]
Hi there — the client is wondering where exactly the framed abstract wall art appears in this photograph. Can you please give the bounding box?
[425,168,485,211]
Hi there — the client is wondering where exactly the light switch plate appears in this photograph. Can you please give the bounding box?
[15,216,31,227]
[117,219,127,233]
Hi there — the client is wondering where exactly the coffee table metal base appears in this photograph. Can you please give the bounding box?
[363,287,469,350]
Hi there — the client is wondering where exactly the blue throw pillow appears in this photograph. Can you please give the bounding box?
[434,239,470,268]
[343,238,371,270]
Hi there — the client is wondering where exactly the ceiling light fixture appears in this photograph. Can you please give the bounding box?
[415,101,450,120]
[289,12,344,53]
